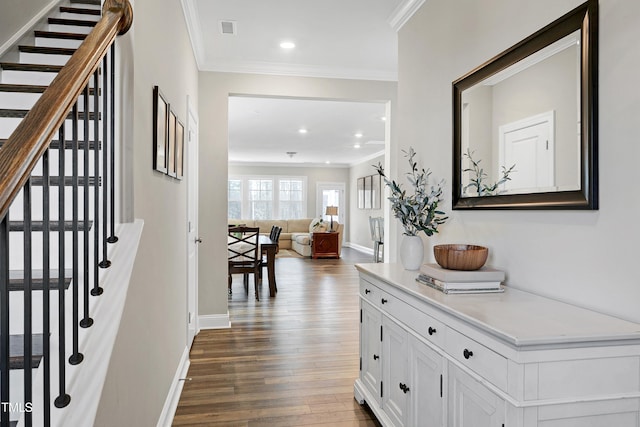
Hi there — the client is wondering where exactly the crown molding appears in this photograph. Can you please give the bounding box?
[388,0,427,32]
[349,149,385,167]
[200,59,398,82]
[181,0,206,69]
[229,161,351,169]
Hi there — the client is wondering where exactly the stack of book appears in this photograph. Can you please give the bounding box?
[416,263,506,294]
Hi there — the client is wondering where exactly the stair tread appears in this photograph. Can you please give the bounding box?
[34,30,88,40]
[0,62,63,73]
[70,0,102,5]
[9,269,72,291]
[30,176,101,186]
[60,6,101,16]
[48,17,98,27]
[9,334,44,370]
[0,139,100,150]
[9,220,94,232]
[19,45,76,56]
[0,83,47,93]
[0,109,100,120]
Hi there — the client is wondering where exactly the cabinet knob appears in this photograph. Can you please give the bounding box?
[428,326,437,335]
[365,289,371,294]
[399,382,410,393]
[381,298,388,304]
[463,349,474,359]
[373,354,379,360]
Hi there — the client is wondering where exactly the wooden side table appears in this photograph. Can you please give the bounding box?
[312,232,339,259]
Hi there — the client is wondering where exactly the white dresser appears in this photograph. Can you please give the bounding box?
[354,263,640,427]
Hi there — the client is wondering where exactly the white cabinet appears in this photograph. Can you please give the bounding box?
[448,364,504,427]
[354,263,640,427]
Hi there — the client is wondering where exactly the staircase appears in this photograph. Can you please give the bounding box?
[0,1,132,425]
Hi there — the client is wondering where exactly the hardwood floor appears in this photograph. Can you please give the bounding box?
[173,247,382,427]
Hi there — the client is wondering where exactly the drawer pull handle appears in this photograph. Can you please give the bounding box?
[365,289,371,294]
[381,298,388,304]
[399,382,410,393]
[373,354,379,360]
[428,326,437,335]
[463,349,474,359]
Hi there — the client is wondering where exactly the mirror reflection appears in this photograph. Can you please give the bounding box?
[460,30,581,198]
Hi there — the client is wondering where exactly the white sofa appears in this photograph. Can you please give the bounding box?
[228,218,343,257]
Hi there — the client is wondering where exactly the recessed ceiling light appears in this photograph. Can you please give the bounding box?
[355,132,363,138]
[354,144,361,149]
[381,116,387,121]
[298,128,308,134]
[280,41,296,49]
[325,161,330,164]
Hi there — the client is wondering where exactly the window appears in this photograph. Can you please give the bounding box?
[229,175,307,219]
[228,179,242,219]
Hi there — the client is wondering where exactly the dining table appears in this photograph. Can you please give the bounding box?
[258,235,278,297]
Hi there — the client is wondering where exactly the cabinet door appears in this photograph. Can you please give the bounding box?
[409,336,445,427]
[361,299,382,404]
[448,364,505,427]
[382,315,409,427]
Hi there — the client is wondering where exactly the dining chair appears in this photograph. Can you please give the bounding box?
[369,216,384,263]
[228,226,261,300]
[259,226,281,286]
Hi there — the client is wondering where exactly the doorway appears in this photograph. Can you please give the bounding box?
[186,100,199,347]
[317,182,345,226]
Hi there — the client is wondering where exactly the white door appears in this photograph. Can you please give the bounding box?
[361,300,382,404]
[316,182,345,224]
[382,315,409,427]
[499,111,555,193]
[448,365,505,427]
[409,336,445,426]
[186,101,199,347]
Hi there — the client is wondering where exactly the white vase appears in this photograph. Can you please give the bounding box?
[400,235,424,270]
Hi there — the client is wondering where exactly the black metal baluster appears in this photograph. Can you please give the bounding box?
[99,56,111,268]
[69,103,83,365]
[23,179,33,426]
[92,71,103,298]
[77,99,91,329]
[54,125,70,408]
[42,148,51,425]
[0,215,10,426]
[107,44,118,244]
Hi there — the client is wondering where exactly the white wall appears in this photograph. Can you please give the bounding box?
[198,72,396,318]
[397,0,640,322]
[94,0,199,424]
[0,0,54,55]
[349,154,385,250]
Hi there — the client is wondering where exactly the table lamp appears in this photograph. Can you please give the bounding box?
[325,206,338,232]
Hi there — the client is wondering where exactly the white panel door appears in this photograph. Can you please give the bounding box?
[409,336,445,427]
[448,364,505,427]
[361,300,382,404]
[499,111,555,193]
[383,315,409,427]
[186,102,199,347]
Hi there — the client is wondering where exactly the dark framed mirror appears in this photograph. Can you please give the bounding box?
[452,0,598,210]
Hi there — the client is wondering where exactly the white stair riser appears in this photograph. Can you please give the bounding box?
[0,118,101,140]
[19,52,72,67]
[47,24,93,35]
[0,70,58,86]
[35,37,83,50]
[8,184,100,220]
[8,226,99,271]
[8,370,25,422]
[58,12,99,21]
[0,93,91,111]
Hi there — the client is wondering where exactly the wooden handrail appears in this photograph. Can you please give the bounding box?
[0,0,133,220]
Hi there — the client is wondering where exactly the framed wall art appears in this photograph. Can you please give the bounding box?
[357,177,365,209]
[152,86,168,173]
[175,118,185,180]
[167,109,177,178]
[364,175,372,209]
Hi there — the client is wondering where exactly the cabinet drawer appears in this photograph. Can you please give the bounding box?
[360,279,381,307]
[445,328,507,391]
[388,299,446,349]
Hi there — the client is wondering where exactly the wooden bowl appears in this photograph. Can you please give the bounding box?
[433,244,488,271]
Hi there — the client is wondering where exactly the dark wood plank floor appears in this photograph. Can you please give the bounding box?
[173,247,382,427]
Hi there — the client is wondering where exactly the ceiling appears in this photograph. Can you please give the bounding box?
[182,0,423,166]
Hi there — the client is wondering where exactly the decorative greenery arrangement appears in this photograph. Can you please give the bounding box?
[463,148,516,196]
[374,147,447,237]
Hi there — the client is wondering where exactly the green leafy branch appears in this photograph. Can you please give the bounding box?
[374,147,448,237]
[462,148,516,196]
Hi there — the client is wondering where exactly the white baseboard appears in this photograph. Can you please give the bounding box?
[198,313,231,330]
[346,242,374,256]
[156,346,191,427]
[0,0,62,57]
